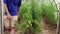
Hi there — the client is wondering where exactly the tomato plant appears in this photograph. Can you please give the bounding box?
[15,0,58,34]
[41,0,58,25]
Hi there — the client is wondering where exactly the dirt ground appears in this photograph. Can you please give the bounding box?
[40,19,57,34]
[15,19,57,34]
[4,18,57,34]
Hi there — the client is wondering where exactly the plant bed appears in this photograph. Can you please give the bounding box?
[42,15,57,29]
[15,0,42,34]
[41,0,58,29]
[14,0,58,34]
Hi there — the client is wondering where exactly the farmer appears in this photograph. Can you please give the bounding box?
[3,0,22,34]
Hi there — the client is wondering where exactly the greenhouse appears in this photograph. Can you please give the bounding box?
[3,0,60,34]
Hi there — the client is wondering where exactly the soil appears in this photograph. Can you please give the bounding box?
[40,19,57,34]
[4,19,57,34]
[15,18,57,34]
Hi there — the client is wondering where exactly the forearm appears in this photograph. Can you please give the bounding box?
[18,6,21,22]
[18,6,20,16]
[4,3,10,15]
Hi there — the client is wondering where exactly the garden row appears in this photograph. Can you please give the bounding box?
[15,0,58,34]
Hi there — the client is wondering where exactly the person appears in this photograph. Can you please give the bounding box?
[3,0,22,34]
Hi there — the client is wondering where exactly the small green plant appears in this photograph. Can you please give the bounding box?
[15,0,42,34]
[15,0,58,34]
[41,0,58,25]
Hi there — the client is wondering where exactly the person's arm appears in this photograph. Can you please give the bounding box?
[18,0,22,16]
[18,6,20,23]
[18,0,22,22]
[18,6,20,16]
[4,4,11,19]
[4,4,10,16]
[3,0,11,19]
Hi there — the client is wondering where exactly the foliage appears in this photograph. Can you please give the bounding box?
[15,0,42,34]
[41,0,58,25]
[15,0,58,34]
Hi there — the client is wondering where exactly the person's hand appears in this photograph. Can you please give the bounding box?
[7,13,11,20]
